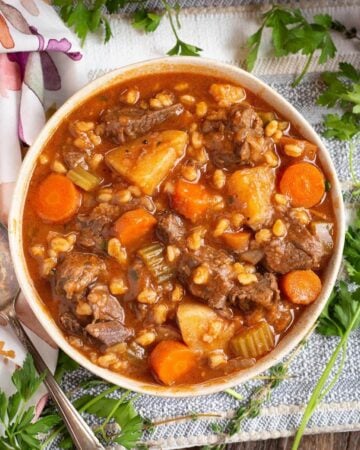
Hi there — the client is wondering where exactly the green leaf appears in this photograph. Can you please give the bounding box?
[55,350,79,383]
[0,390,8,423]
[132,9,162,33]
[59,435,74,449]
[339,62,360,82]
[18,432,40,448]
[105,0,128,13]
[12,354,45,402]
[313,14,332,28]
[102,17,113,42]
[7,392,22,423]
[246,27,263,71]
[341,83,360,113]
[85,394,143,449]
[26,415,61,435]
[323,113,360,141]
[17,406,35,431]
[318,33,337,64]
[167,39,202,57]
[317,72,348,107]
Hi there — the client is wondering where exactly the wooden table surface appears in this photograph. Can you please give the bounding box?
[192,431,360,449]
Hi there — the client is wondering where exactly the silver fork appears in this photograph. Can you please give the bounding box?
[0,224,104,450]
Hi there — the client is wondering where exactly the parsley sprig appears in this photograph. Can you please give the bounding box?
[292,214,360,449]
[246,5,337,87]
[162,0,202,56]
[0,352,144,449]
[54,0,201,56]
[0,354,60,450]
[317,62,360,141]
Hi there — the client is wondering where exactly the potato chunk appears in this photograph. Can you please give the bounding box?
[177,301,234,353]
[209,83,246,107]
[105,130,188,195]
[227,166,275,230]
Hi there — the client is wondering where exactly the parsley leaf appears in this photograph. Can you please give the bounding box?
[323,113,360,141]
[0,355,58,450]
[161,0,202,56]
[318,63,360,140]
[246,6,337,86]
[167,40,202,57]
[54,349,79,383]
[11,354,45,402]
[132,9,162,33]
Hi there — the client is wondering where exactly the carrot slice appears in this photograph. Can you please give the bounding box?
[279,162,325,208]
[114,208,157,248]
[279,136,318,158]
[34,173,81,223]
[281,270,322,305]
[150,340,196,386]
[222,232,251,252]
[172,179,214,222]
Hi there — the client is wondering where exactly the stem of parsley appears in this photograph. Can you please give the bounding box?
[292,52,314,88]
[292,304,360,450]
[161,0,180,42]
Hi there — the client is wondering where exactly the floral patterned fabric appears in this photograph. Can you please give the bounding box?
[0,0,81,184]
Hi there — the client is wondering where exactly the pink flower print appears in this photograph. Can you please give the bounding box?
[0,54,21,97]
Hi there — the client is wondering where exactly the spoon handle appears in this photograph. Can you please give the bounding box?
[8,314,105,450]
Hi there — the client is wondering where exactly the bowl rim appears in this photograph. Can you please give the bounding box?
[9,56,345,397]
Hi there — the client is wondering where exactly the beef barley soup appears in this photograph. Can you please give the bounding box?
[23,73,336,386]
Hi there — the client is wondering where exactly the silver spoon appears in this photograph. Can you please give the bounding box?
[0,223,104,450]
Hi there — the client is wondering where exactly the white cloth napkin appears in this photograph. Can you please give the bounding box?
[0,0,80,399]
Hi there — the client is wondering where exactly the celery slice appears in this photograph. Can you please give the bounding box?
[67,166,101,191]
[138,243,174,283]
[230,321,274,359]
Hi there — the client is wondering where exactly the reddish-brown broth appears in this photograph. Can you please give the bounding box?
[23,72,335,385]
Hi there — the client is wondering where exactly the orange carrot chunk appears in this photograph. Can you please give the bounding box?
[222,232,251,252]
[279,162,325,208]
[150,340,197,386]
[114,208,157,248]
[172,179,214,222]
[281,270,322,305]
[34,173,81,223]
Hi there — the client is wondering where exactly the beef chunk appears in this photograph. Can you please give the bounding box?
[229,104,263,135]
[87,284,125,322]
[287,224,324,267]
[86,321,134,346]
[63,150,88,170]
[178,246,235,309]
[56,253,106,300]
[263,224,325,274]
[76,203,120,250]
[156,212,185,244]
[59,312,84,336]
[229,273,280,311]
[101,103,184,144]
[202,104,270,170]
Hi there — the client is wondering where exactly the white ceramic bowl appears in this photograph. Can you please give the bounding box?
[9,57,345,397]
